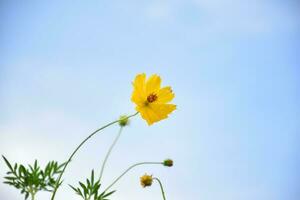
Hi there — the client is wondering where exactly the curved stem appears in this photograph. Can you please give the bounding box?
[154,177,166,200]
[50,112,138,200]
[103,162,163,193]
[98,126,123,182]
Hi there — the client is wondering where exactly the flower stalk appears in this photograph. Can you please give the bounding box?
[103,161,163,193]
[29,186,36,200]
[50,112,138,200]
[98,126,123,181]
[154,177,166,200]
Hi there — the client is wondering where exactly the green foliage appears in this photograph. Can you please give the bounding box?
[2,155,65,200]
[69,170,115,200]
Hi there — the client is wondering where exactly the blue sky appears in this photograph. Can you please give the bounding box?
[0,1,299,200]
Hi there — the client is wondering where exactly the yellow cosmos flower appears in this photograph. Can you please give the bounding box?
[131,73,176,125]
[140,174,153,187]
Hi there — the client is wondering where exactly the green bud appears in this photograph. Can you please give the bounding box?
[119,115,129,127]
[163,159,173,167]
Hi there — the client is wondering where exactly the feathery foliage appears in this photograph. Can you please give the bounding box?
[69,170,115,200]
[2,155,65,199]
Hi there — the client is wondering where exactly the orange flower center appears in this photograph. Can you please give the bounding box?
[147,93,157,103]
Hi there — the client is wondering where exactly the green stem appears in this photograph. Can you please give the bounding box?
[50,112,138,200]
[154,177,166,200]
[30,192,35,200]
[28,186,36,200]
[103,162,163,193]
[98,126,123,182]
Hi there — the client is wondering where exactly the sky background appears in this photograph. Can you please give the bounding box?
[0,0,299,200]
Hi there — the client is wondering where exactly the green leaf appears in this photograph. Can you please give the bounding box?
[2,155,13,171]
[25,192,29,200]
[87,178,91,190]
[34,160,38,169]
[4,176,16,181]
[79,181,88,197]
[19,165,26,177]
[101,190,116,198]
[91,170,94,185]
[14,163,18,172]
[69,184,78,193]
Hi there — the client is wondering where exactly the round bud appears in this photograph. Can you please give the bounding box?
[163,159,173,167]
[119,115,129,127]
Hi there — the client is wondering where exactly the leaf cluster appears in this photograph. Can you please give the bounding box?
[70,170,115,200]
[2,155,65,199]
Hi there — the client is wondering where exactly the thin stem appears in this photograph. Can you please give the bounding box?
[30,192,35,200]
[103,162,163,193]
[28,186,36,200]
[98,126,123,182]
[154,177,166,200]
[50,112,138,200]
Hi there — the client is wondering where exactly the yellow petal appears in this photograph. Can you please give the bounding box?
[145,74,161,94]
[137,103,176,125]
[136,106,155,125]
[156,86,175,104]
[131,73,146,105]
[151,103,176,118]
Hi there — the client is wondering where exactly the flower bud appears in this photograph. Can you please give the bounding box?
[140,174,153,188]
[119,115,129,127]
[163,159,173,167]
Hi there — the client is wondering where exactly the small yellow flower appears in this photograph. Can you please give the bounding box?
[131,73,176,125]
[140,174,153,187]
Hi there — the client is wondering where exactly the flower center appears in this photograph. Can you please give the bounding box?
[147,93,157,103]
